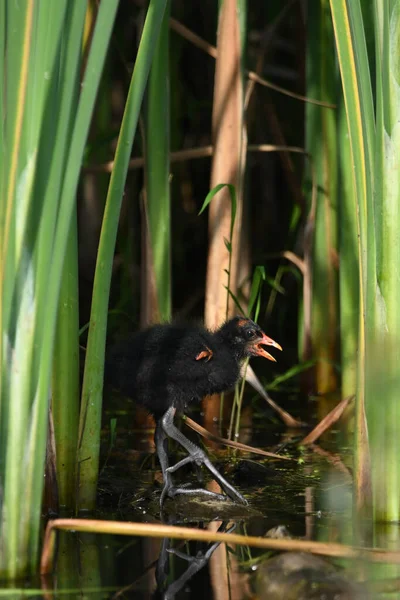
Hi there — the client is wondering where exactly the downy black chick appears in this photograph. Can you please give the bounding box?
[105,316,282,506]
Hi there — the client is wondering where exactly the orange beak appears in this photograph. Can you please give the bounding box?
[252,333,282,362]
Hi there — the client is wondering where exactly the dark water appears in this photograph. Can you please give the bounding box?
[3,401,400,599]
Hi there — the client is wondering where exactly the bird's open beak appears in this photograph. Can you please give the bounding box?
[252,333,282,362]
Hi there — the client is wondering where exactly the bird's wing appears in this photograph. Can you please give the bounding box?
[195,346,213,362]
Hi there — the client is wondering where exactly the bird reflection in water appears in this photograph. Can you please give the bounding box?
[155,521,236,600]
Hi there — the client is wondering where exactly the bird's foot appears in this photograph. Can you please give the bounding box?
[159,409,247,505]
[165,453,247,506]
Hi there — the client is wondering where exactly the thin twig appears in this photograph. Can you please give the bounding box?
[41,518,400,575]
[301,396,354,445]
[245,364,305,428]
[183,415,292,460]
[85,144,307,174]
[169,18,336,109]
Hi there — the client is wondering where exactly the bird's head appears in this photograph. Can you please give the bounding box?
[217,316,282,362]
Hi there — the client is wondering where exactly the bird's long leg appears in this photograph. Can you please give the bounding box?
[160,406,247,505]
[155,420,173,505]
[155,418,209,507]
[155,419,169,475]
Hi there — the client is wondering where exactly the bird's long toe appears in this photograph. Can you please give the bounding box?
[202,457,248,505]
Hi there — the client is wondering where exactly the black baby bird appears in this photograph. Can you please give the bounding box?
[105,316,282,506]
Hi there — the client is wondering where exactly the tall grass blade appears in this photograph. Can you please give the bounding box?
[367,0,400,521]
[338,97,359,399]
[77,0,168,510]
[47,1,87,512]
[331,0,400,520]
[0,0,118,577]
[329,0,374,514]
[305,0,338,395]
[144,0,171,324]
[52,216,80,509]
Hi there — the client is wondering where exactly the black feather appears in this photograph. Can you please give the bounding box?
[105,320,244,417]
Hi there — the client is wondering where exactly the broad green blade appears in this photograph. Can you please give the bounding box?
[78,0,168,510]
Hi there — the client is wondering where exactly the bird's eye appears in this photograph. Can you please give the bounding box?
[246,329,256,339]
